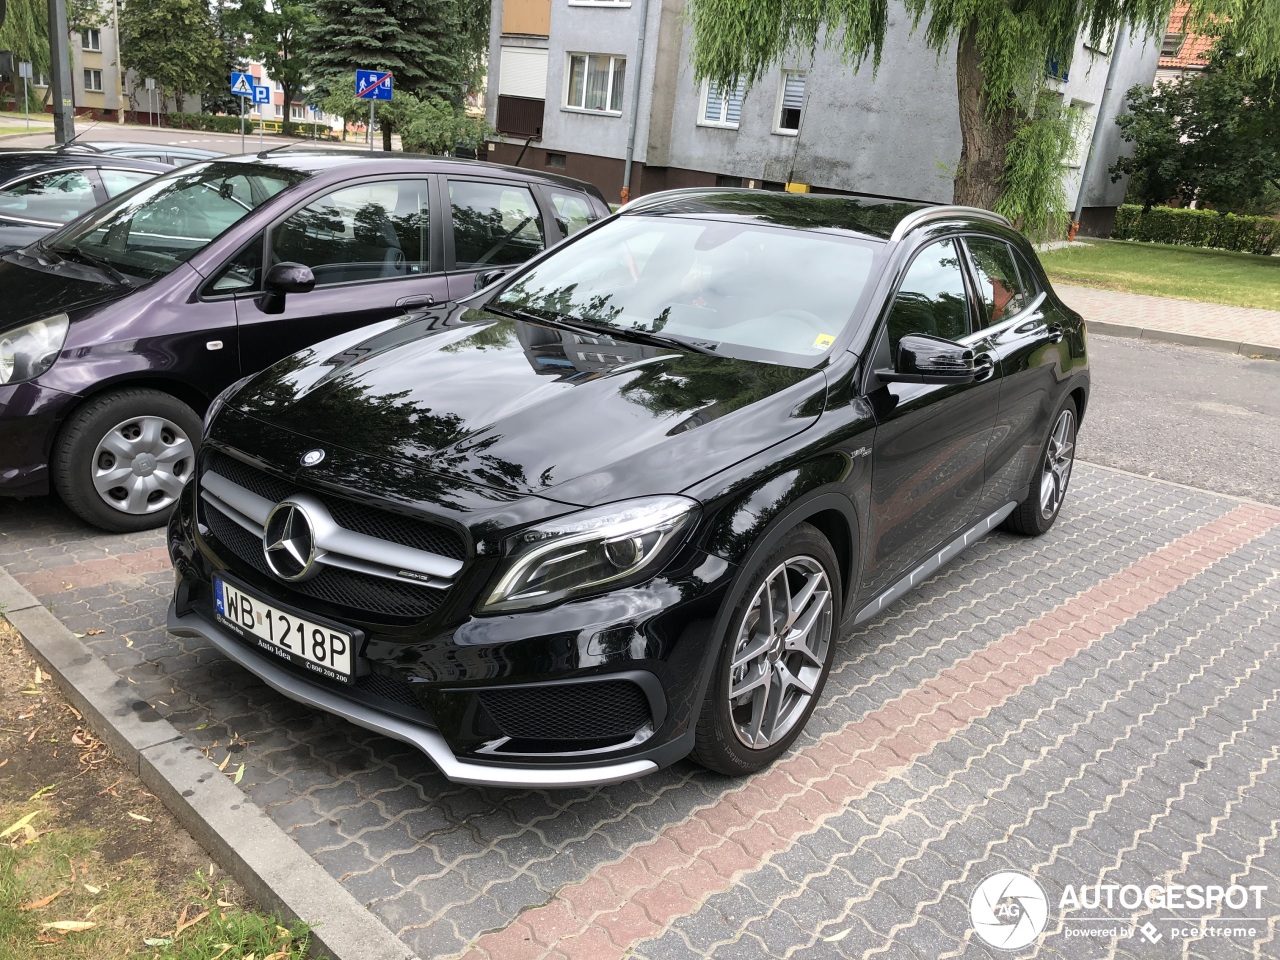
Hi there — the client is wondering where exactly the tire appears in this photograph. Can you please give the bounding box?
[1002,396,1078,537]
[53,389,201,533]
[692,523,842,775]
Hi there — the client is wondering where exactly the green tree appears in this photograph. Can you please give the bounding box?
[240,0,313,134]
[686,0,1280,236]
[302,0,489,149]
[205,0,249,115]
[119,0,223,114]
[1112,34,1280,213]
[0,0,48,110]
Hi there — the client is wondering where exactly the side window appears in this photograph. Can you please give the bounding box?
[886,240,971,361]
[271,180,429,287]
[207,235,264,295]
[100,169,154,198]
[0,169,97,224]
[545,187,597,237]
[966,237,1032,327]
[448,180,545,269]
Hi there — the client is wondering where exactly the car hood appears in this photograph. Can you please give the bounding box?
[0,255,129,333]
[227,310,827,505]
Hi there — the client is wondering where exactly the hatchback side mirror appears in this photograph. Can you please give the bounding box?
[473,268,508,292]
[878,333,977,385]
[258,262,316,315]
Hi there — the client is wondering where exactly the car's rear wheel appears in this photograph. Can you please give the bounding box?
[693,523,841,775]
[53,389,201,533]
[1003,396,1078,537]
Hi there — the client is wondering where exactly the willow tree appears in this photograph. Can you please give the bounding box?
[0,0,50,109]
[687,0,1280,231]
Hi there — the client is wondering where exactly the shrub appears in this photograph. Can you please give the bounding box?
[1112,205,1279,256]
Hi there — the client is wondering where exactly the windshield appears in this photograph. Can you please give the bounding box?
[490,214,883,366]
[49,161,306,282]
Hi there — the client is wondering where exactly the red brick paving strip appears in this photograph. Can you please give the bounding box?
[13,544,173,597]
[463,504,1280,960]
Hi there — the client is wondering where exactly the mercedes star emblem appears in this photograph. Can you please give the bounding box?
[263,502,318,581]
[301,448,326,466]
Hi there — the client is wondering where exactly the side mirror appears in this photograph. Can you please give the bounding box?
[257,262,315,315]
[878,333,976,385]
[473,268,508,292]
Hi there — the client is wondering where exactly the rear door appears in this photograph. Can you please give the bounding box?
[859,236,1003,604]
[232,175,450,369]
[443,176,551,300]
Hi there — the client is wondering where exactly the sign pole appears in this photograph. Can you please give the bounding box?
[369,99,375,152]
[240,95,245,153]
[259,103,263,152]
[23,74,28,127]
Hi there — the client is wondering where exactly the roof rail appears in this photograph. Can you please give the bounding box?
[617,186,757,213]
[888,205,1012,242]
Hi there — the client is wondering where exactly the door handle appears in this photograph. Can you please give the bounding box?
[396,294,436,309]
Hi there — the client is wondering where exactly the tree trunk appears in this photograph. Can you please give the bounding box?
[282,83,294,136]
[953,21,1022,210]
[381,118,392,152]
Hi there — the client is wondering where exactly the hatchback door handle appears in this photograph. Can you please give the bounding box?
[396,294,436,309]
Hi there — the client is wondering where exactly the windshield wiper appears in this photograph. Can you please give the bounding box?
[55,245,133,287]
[33,238,64,264]
[484,304,721,357]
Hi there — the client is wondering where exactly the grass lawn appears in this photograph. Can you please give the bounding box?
[0,126,46,137]
[1038,239,1280,311]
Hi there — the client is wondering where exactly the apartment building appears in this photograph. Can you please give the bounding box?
[485,0,1162,234]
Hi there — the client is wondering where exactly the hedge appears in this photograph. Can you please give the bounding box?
[1112,204,1279,256]
[167,112,337,140]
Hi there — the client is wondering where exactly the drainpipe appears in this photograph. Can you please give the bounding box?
[1072,19,1131,236]
[619,0,651,204]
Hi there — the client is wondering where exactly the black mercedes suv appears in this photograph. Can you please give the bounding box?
[167,190,1089,788]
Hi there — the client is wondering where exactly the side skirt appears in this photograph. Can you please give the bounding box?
[851,501,1018,626]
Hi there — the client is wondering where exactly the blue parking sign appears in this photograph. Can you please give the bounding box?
[252,84,270,105]
[355,69,393,100]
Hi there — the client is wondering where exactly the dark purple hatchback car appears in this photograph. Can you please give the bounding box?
[0,151,608,531]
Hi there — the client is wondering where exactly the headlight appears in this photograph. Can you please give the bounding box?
[479,495,700,614]
[0,314,69,385]
[203,374,254,433]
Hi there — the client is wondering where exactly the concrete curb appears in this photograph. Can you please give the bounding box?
[1087,320,1280,360]
[0,567,419,960]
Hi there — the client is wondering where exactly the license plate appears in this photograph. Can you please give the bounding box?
[214,577,354,683]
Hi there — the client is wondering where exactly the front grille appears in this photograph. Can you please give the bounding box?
[355,670,425,710]
[204,499,446,620]
[479,681,651,742]
[205,451,467,561]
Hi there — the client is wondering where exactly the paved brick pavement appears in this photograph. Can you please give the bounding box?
[2,464,1279,958]
[1057,283,1280,356]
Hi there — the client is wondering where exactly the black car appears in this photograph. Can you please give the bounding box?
[57,142,225,166]
[0,150,169,254]
[0,151,609,531]
[166,191,1089,788]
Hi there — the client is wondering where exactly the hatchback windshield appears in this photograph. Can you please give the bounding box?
[491,215,882,366]
[50,161,306,282]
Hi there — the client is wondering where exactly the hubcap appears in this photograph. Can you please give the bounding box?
[1039,409,1076,521]
[91,415,194,515]
[727,556,834,750]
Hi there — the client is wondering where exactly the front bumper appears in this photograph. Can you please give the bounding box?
[0,380,77,496]
[167,476,736,787]
[167,603,661,788]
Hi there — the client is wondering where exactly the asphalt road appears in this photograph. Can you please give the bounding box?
[1078,334,1280,505]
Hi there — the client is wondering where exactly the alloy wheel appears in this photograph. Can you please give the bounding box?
[727,556,834,749]
[1039,408,1076,521]
[91,415,194,515]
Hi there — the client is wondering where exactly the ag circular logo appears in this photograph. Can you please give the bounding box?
[970,871,1049,950]
[300,448,325,467]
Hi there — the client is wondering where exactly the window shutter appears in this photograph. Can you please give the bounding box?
[782,73,806,110]
[498,46,548,100]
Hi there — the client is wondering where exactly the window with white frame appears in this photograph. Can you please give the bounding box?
[83,68,103,92]
[569,0,631,5]
[776,71,806,133]
[566,53,625,113]
[291,104,304,119]
[699,77,745,128]
[81,28,101,51]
